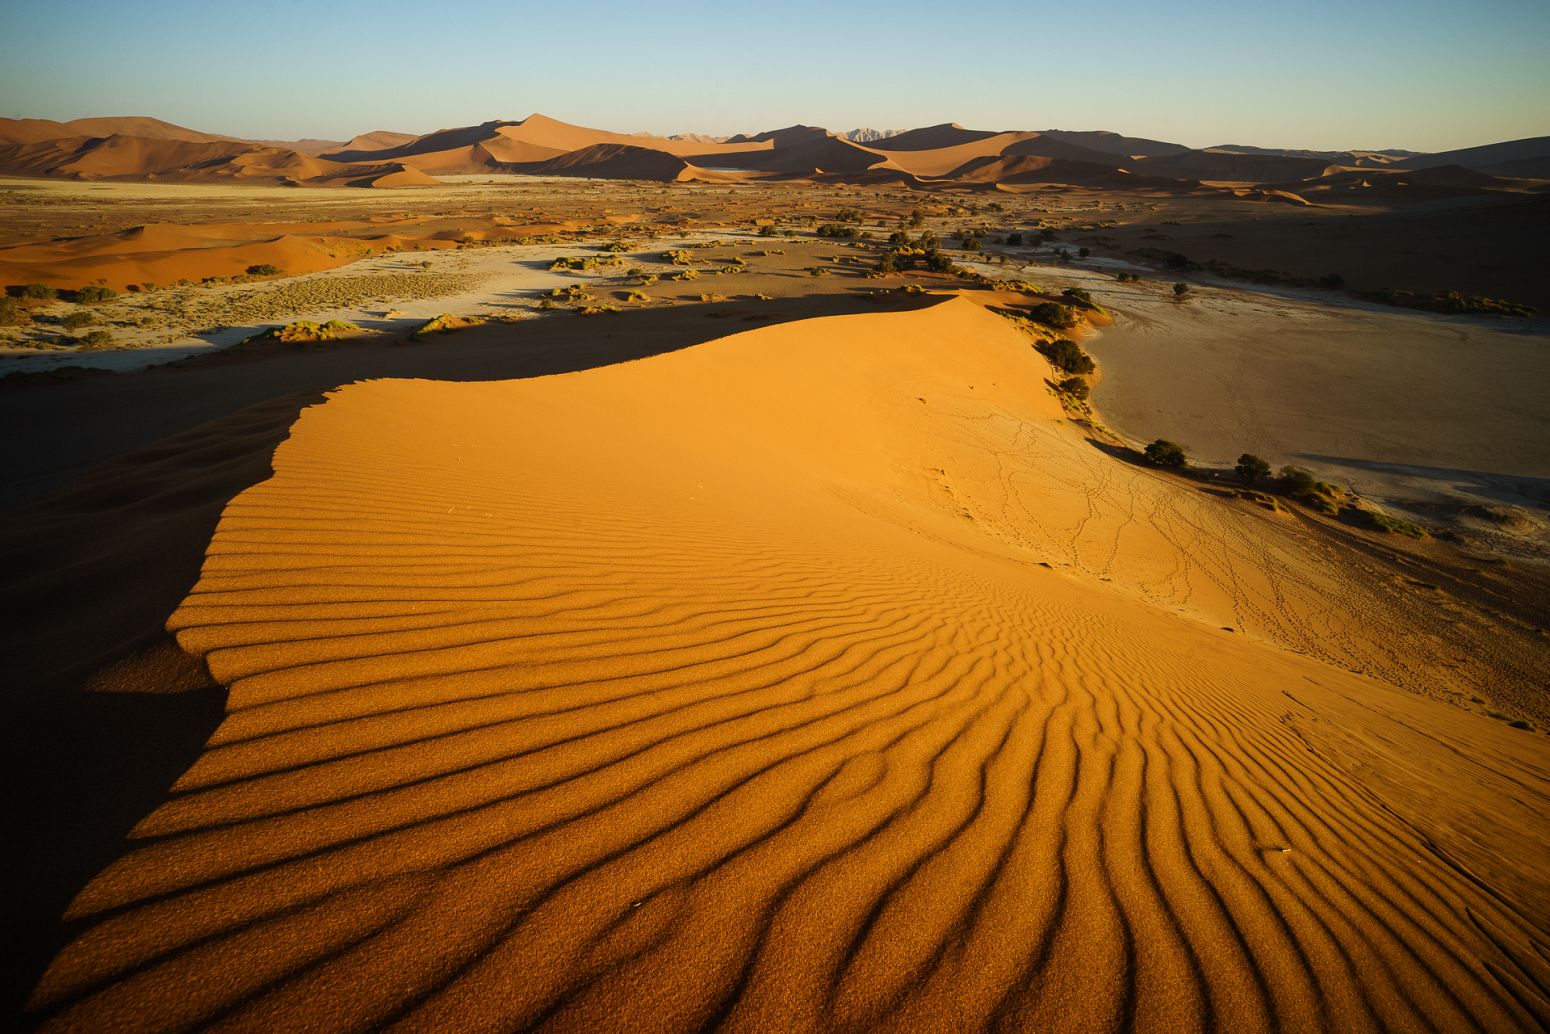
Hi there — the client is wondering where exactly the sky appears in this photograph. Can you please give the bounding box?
[2,0,1547,153]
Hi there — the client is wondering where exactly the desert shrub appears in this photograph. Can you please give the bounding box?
[1056,376,1090,400]
[670,268,699,281]
[807,266,831,277]
[1173,282,1189,297]
[834,208,863,223]
[600,240,629,253]
[1236,453,1271,484]
[1278,465,1318,497]
[1144,439,1187,468]
[815,223,859,238]
[960,237,981,251]
[575,304,620,316]
[547,284,593,301]
[0,296,20,325]
[907,209,925,228]
[1035,338,1095,375]
[1028,302,1077,329]
[245,264,282,277]
[1061,287,1093,307]
[758,223,776,237]
[76,329,115,349]
[20,283,57,300]
[74,285,118,303]
[698,291,724,303]
[661,249,694,265]
[923,250,955,273]
[625,290,647,302]
[62,311,95,330]
[1350,507,1427,538]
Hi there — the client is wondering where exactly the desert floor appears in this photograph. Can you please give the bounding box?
[3,179,1548,1032]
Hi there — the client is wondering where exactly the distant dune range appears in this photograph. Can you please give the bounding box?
[26,299,1549,1031]
[3,113,1546,196]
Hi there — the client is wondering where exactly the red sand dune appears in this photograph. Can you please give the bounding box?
[24,299,1548,1031]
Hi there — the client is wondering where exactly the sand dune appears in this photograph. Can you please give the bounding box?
[532,143,740,183]
[26,298,1549,1031]
[1129,149,1333,183]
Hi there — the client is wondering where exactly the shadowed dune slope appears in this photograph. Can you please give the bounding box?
[29,300,1550,1031]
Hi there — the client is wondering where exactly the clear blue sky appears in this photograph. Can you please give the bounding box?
[2,0,1546,152]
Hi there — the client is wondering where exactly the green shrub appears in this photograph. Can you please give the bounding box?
[77,329,114,349]
[1028,302,1077,329]
[20,283,56,300]
[74,285,117,303]
[1056,376,1090,400]
[245,264,282,277]
[62,311,95,330]
[815,223,859,238]
[1173,282,1189,297]
[1236,453,1271,484]
[0,296,20,325]
[661,249,694,265]
[1144,439,1187,468]
[1278,466,1318,497]
[1035,338,1095,375]
[1351,507,1428,538]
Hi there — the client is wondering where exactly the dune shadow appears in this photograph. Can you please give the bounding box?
[0,291,934,1026]
[1294,453,1550,509]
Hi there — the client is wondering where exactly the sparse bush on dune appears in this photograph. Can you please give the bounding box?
[815,223,859,238]
[0,296,20,325]
[1035,338,1095,375]
[1236,453,1271,484]
[1056,376,1090,400]
[807,266,831,277]
[624,290,648,302]
[661,249,694,265]
[1173,282,1190,298]
[1348,506,1428,538]
[75,329,115,349]
[61,311,95,330]
[411,313,484,339]
[245,264,283,277]
[1028,301,1077,329]
[758,223,776,237]
[600,241,630,253]
[1277,465,1318,497]
[670,268,699,281]
[74,285,118,303]
[1144,439,1188,468]
[19,283,57,301]
[247,319,361,345]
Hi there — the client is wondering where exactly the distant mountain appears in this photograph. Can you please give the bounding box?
[1210,143,1424,160]
[844,128,907,143]
[1391,136,1550,179]
[1,112,1540,195]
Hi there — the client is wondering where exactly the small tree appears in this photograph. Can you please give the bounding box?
[21,283,56,300]
[75,285,118,303]
[1036,338,1095,375]
[1278,465,1318,496]
[907,209,925,228]
[1236,453,1271,484]
[1144,439,1187,468]
[1056,376,1090,400]
[1173,282,1189,298]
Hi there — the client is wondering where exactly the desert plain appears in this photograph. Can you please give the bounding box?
[2,111,1549,1033]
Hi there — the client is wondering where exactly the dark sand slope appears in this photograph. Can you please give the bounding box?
[27,301,1550,1032]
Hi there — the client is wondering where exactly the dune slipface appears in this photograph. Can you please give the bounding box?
[29,300,1549,1031]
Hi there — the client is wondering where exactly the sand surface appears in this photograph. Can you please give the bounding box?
[25,298,1549,1031]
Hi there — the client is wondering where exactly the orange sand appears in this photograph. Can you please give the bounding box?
[26,299,1550,1031]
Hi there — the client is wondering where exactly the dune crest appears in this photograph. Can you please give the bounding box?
[28,300,1550,1031]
